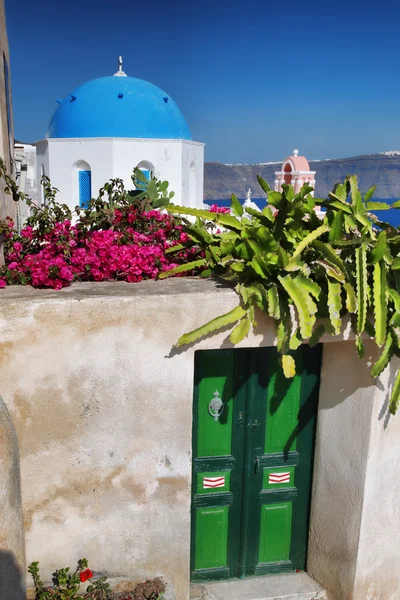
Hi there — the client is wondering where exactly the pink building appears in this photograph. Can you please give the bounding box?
[274,149,316,196]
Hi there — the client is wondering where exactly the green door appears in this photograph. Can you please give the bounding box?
[191,345,322,581]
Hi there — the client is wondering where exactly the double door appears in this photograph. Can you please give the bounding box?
[191,345,321,580]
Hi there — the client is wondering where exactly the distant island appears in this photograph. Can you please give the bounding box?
[204,151,400,200]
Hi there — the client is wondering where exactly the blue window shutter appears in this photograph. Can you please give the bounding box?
[135,169,151,190]
[79,170,91,208]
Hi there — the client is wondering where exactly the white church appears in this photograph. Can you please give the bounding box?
[34,58,205,211]
[15,58,317,215]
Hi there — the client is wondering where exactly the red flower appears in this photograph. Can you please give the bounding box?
[80,569,93,582]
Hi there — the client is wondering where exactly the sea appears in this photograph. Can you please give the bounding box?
[208,198,400,228]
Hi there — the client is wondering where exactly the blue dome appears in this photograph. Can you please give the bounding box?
[47,76,191,140]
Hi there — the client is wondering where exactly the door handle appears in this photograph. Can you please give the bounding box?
[254,457,260,474]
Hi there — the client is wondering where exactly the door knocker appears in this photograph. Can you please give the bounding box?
[208,390,224,422]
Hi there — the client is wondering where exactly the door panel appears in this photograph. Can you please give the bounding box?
[191,345,322,582]
[191,349,245,580]
[195,507,230,570]
[259,502,293,563]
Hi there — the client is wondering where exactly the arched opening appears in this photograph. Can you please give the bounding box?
[135,160,155,190]
[73,160,92,208]
[283,162,293,185]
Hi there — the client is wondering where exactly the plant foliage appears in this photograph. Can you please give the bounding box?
[162,176,400,415]
[28,558,110,599]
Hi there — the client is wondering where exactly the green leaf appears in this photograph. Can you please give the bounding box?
[371,331,394,377]
[343,282,357,313]
[165,243,185,254]
[261,205,275,222]
[281,183,295,201]
[292,224,329,257]
[267,284,280,319]
[327,279,342,335]
[176,306,246,347]
[267,191,283,208]
[278,274,318,339]
[373,260,387,347]
[329,211,344,242]
[251,256,268,279]
[314,260,345,282]
[134,168,149,183]
[392,257,400,270]
[230,261,245,272]
[230,316,251,344]
[356,335,365,358]
[152,196,170,209]
[277,245,289,268]
[388,288,400,327]
[365,201,391,210]
[328,200,353,214]
[312,240,348,277]
[331,182,348,201]
[167,204,243,231]
[370,231,387,264]
[389,367,400,414]
[158,259,206,278]
[257,175,271,195]
[364,185,376,203]
[248,283,269,311]
[349,175,364,213]
[356,244,368,335]
[309,324,326,347]
[285,254,304,272]
[296,273,321,300]
[231,193,244,217]
[282,354,296,378]
[391,199,400,209]
[289,331,302,351]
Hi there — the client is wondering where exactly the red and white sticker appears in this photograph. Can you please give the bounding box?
[268,472,290,485]
[203,476,225,489]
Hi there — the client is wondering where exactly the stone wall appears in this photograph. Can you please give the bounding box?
[0,395,26,599]
[0,0,16,221]
[0,279,399,600]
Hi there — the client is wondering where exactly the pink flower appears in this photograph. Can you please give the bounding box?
[209,204,230,214]
[0,279,6,288]
[21,225,34,239]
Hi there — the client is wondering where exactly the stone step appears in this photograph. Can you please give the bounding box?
[190,572,327,600]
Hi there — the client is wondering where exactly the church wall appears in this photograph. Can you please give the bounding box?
[0,280,399,600]
[181,141,204,208]
[39,138,205,210]
[112,138,184,203]
[43,139,114,208]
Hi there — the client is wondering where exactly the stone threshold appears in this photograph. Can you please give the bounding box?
[190,572,327,600]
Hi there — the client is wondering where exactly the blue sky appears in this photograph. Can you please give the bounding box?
[5,0,400,163]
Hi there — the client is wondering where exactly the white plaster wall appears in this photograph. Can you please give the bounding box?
[42,139,114,209]
[307,341,400,600]
[112,139,183,203]
[34,140,51,206]
[0,281,399,600]
[353,362,400,600]
[36,138,205,211]
[181,141,204,208]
